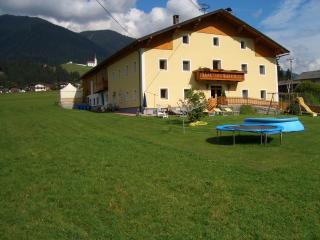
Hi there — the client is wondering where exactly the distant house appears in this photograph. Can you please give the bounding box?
[298,70,320,83]
[9,87,20,93]
[87,55,97,67]
[34,84,48,92]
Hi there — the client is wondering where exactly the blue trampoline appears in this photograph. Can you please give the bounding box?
[244,117,304,132]
[216,124,284,145]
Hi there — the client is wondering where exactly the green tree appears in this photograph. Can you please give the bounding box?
[183,89,207,122]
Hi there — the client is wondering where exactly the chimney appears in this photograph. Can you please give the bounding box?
[173,15,179,25]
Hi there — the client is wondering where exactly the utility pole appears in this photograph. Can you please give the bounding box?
[287,57,294,93]
[287,57,294,105]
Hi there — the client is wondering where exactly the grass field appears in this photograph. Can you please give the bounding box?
[0,92,319,239]
[61,63,92,76]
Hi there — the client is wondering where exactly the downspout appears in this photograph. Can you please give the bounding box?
[138,49,142,112]
[138,48,145,112]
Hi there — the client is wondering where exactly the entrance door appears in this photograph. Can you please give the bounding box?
[210,86,222,98]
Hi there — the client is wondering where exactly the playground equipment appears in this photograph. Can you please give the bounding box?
[216,124,283,145]
[244,117,304,132]
[296,97,317,117]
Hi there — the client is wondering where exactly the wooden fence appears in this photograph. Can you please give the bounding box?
[216,97,279,108]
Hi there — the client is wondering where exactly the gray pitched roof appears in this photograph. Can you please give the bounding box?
[298,70,320,80]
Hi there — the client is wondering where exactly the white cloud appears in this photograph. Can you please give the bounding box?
[261,0,320,73]
[0,0,201,38]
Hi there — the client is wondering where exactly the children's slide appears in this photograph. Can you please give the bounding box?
[296,97,317,117]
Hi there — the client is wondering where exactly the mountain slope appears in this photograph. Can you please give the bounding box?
[0,14,107,64]
[80,30,135,56]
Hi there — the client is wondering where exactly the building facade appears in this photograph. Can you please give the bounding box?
[82,9,289,110]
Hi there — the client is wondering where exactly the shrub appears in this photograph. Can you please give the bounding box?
[239,105,256,114]
[288,103,301,115]
[183,89,207,122]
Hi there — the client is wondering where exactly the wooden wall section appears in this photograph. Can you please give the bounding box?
[144,32,173,50]
[255,43,276,58]
[194,16,252,38]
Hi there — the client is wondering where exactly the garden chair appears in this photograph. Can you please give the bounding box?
[156,105,168,118]
[213,107,226,116]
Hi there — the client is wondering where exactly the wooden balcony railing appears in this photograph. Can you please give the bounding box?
[194,68,245,82]
[223,97,278,107]
[208,97,279,108]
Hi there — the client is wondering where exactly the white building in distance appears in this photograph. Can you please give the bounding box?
[87,55,97,67]
[34,84,48,92]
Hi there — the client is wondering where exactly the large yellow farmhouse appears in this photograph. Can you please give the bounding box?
[81,9,289,112]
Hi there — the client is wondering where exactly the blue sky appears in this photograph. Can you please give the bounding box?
[0,0,319,72]
[136,0,276,30]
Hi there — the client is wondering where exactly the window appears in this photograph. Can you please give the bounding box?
[182,35,189,44]
[125,91,129,101]
[112,71,115,80]
[160,88,168,99]
[212,60,221,70]
[159,59,167,70]
[182,60,190,71]
[240,40,246,49]
[241,64,248,74]
[184,89,190,99]
[261,90,266,100]
[133,61,137,73]
[213,37,219,46]
[242,90,248,98]
[97,97,99,105]
[125,65,128,76]
[118,69,121,79]
[259,65,266,75]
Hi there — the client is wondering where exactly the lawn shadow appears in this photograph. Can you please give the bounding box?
[206,134,275,145]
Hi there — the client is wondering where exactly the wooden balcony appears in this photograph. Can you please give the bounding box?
[193,68,245,82]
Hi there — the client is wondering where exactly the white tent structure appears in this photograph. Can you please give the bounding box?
[59,83,83,109]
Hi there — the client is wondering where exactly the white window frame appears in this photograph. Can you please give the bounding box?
[240,40,246,50]
[182,34,190,45]
[212,59,222,70]
[182,59,191,72]
[242,89,249,98]
[213,36,220,47]
[241,63,248,74]
[260,90,267,100]
[160,88,169,100]
[159,58,168,71]
[259,65,266,75]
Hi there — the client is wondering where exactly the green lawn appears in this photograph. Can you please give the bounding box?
[61,63,92,76]
[0,92,319,239]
